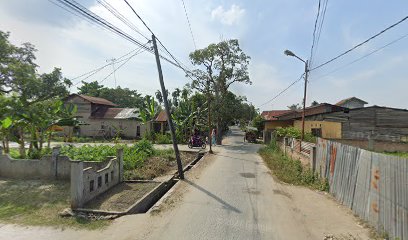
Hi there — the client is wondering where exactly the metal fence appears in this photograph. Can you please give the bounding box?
[316,138,408,239]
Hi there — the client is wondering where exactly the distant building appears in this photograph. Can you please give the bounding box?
[260,110,294,143]
[336,97,368,109]
[63,94,147,139]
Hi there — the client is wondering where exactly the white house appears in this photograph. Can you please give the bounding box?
[63,94,147,139]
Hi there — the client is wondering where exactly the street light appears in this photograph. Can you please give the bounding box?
[284,49,309,150]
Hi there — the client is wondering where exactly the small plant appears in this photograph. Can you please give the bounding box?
[155,133,172,144]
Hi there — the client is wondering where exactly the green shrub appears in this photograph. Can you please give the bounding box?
[259,141,327,191]
[275,127,316,143]
[154,133,172,144]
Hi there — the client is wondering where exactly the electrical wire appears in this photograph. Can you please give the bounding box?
[313,32,408,81]
[99,47,146,84]
[96,0,149,41]
[310,14,408,71]
[180,0,197,49]
[258,73,305,107]
[309,0,321,66]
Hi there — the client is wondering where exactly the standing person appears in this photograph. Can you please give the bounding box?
[211,128,216,146]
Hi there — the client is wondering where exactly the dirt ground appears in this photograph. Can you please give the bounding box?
[84,182,159,212]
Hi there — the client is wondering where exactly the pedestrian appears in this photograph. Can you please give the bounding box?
[211,128,216,146]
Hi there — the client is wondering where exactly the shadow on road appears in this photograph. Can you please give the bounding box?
[183,179,241,213]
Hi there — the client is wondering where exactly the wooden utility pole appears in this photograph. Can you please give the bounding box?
[152,35,184,179]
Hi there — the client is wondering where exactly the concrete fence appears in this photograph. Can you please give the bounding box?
[71,148,123,209]
[0,147,71,180]
[316,138,408,239]
[0,146,124,210]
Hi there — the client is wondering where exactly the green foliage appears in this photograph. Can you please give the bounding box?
[154,133,172,144]
[275,127,316,143]
[259,140,328,191]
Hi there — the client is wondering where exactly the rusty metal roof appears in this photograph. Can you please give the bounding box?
[261,110,293,121]
[155,110,168,122]
[276,103,347,120]
[65,94,117,106]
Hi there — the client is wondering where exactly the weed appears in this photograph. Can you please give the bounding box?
[259,140,327,191]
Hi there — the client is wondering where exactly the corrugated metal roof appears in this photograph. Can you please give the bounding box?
[261,110,293,121]
[92,108,140,119]
[79,95,117,106]
[336,97,368,106]
[155,110,168,122]
[277,103,347,120]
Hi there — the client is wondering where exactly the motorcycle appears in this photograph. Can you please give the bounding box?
[188,136,206,149]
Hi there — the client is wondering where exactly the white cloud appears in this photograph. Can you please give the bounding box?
[211,4,245,26]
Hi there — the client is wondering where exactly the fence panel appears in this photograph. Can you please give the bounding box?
[316,138,408,239]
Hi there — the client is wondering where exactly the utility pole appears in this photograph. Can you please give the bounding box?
[207,80,213,154]
[106,58,117,88]
[151,35,184,179]
[301,60,309,147]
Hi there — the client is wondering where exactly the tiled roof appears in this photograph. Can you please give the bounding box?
[155,110,168,122]
[336,97,368,106]
[92,108,140,119]
[261,110,293,121]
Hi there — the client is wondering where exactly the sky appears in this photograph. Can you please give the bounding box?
[0,0,407,112]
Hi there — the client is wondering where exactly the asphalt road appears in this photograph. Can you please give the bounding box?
[0,126,371,240]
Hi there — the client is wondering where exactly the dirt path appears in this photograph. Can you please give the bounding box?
[0,127,373,240]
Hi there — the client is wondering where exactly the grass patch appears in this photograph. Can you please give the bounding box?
[383,151,408,158]
[258,140,328,191]
[0,179,108,229]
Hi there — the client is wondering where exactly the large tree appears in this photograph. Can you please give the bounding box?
[0,31,72,158]
[78,81,143,108]
[189,39,251,144]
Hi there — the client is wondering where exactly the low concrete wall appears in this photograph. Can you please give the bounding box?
[278,138,316,168]
[71,149,123,209]
[0,147,71,180]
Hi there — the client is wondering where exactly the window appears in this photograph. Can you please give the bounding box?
[105,173,109,184]
[136,126,141,137]
[90,180,94,192]
[98,176,102,188]
[311,128,322,137]
[111,171,114,181]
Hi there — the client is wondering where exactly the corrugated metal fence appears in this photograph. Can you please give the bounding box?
[316,138,408,239]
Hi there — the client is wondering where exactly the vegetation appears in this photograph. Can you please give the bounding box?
[0,31,76,158]
[0,179,108,229]
[259,140,328,191]
[189,39,252,144]
[275,126,316,143]
[383,151,408,159]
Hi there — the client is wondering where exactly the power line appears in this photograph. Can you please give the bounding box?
[310,0,328,68]
[96,0,149,40]
[258,73,305,107]
[99,47,146,84]
[311,14,408,71]
[309,0,321,66]
[70,46,146,86]
[313,32,408,81]
[180,0,197,49]
[54,0,183,71]
[122,0,195,80]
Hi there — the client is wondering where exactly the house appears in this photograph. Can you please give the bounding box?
[63,94,147,139]
[153,110,169,134]
[336,97,368,109]
[261,110,294,143]
[303,106,408,142]
[276,103,348,139]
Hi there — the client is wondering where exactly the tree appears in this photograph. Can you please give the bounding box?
[189,39,251,144]
[0,31,72,158]
[78,81,144,108]
[311,100,319,106]
[287,103,301,110]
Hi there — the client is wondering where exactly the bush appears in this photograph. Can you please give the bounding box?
[154,133,172,144]
[275,127,316,143]
[259,140,327,191]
